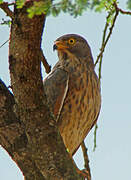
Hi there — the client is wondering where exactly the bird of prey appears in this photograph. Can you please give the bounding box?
[43,34,101,156]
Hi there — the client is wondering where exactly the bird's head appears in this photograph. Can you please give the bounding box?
[53,34,93,61]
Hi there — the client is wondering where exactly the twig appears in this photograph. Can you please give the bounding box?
[0,39,9,49]
[93,0,131,152]
[40,49,51,73]
[7,3,15,7]
[114,2,131,15]
[0,2,14,19]
[95,8,119,80]
[95,1,131,80]
[95,13,110,66]
[81,141,91,180]
[93,124,98,151]
[99,8,118,80]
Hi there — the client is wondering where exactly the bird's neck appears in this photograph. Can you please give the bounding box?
[57,54,94,75]
[58,49,94,68]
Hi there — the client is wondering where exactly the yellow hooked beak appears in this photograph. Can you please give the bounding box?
[53,41,69,51]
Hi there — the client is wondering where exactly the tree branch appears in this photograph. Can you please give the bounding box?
[40,49,51,73]
[94,13,110,66]
[81,141,91,180]
[6,1,84,179]
[0,2,14,19]
[93,124,98,151]
[0,79,45,180]
[114,2,131,15]
[93,1,130,155]
[0,39,9,48]
[93,3,120,159]
[95,7,119,80]
[95,2,131,80]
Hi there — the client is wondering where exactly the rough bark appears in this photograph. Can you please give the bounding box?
[0,79,44,179]
[0,1,84,180]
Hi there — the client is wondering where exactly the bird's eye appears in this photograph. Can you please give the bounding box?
[68,38,75,45]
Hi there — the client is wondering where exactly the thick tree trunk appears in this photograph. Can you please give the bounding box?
[0,1,84,180]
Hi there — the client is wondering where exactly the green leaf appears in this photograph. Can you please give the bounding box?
[0,0,3,4]
[107,13,115,25]
[15,0,129,18]
[27,1,51,18]
[51,7,61,17]
[95,0,117,12]
[95,0,106,12]
[16,0,26,9]
[49,0,89,18]
[90,0,100,9]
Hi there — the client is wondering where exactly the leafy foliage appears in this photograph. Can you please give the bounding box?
[26,0,90,18]
[89,0,100,9]
[0,0,131,17]
[94,0,118,25]
[48,0,89,17]
[27,1,52,18]
[25,0,118,18]
[95,0,116,12]
[16,0,26,8]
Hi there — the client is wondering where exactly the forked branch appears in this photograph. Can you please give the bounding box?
[0,2,14,18]
[95,2,131,80]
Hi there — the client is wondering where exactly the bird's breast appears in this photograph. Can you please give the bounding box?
[58,65,101,155]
